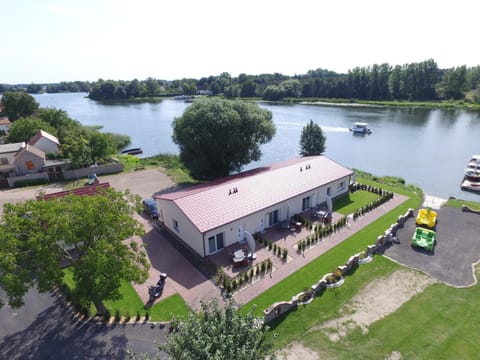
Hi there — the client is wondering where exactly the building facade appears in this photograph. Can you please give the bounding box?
[156,156,354,258]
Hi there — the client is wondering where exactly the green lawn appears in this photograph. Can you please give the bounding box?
[334,190,380,215]
[291,260,480,359]
[244,178,480,358]
[119,153,195,185]
[245,181,421,316]
[446,198,480,210]
[62,268,189,321]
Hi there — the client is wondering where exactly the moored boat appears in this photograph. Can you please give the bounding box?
[349,122,372,134]
[461,178,480,193]
[464,155,480,181]
[121,147,143,155]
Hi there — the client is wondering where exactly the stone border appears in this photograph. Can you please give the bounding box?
[263,207,415,324]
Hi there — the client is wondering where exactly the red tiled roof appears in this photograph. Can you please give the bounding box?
[156,156,353,233]
[37,182,111,200]
[0,117,11,125]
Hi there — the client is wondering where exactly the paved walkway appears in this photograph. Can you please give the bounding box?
[131,215,221,311]
[233,193,408,305]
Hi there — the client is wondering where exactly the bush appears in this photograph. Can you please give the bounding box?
[14,178,49,188]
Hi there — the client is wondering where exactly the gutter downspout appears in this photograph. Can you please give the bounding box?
[202,233,206,259]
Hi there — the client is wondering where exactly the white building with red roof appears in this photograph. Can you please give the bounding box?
[155,156,354,258]
[0,117,11,135]
[28,129,60,154]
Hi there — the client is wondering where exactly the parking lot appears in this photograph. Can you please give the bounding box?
[383,206,480,287]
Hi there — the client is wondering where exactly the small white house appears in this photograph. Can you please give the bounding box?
[155,156,354,258]
[28,129,60,154]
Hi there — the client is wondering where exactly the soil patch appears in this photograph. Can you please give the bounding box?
[273,342,320,360]
[315,269,435,342]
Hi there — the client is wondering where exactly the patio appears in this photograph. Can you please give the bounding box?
[208,208,347,279]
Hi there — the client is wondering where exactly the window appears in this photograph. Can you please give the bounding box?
[26,160,35,170]
[208,232,224,254]
[327,187,331,196]
[337,181,345,191]
[173,219,179,232]
[268,209,279,227]
[302,196,311,211]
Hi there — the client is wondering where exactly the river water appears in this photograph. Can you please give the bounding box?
[34,93,480,201]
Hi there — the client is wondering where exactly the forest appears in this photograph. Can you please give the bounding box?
[2,59,480,103]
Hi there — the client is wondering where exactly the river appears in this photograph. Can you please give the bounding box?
[34,93,480,201]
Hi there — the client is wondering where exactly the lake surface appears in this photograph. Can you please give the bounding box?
[34,93,480,201]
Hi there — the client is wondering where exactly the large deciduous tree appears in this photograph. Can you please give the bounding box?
[160,299,274,360]
[7,116,57,143]
[0,189,149,313]
[299,119,326,156]
[1,91,40,121]
[172,98,275,180]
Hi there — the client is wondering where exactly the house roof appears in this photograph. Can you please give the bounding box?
[0,142,25,154]
[28,129,60,146]
[13,144,46,163]
[156,156,353,233]
[0,117,11,125]
[37,182,111,200]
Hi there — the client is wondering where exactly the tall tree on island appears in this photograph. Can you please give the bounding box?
[0,188,150,314]
[299,119,326,156]
[172,98,276,180]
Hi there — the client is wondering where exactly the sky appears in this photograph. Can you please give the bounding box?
[2,0,479,84]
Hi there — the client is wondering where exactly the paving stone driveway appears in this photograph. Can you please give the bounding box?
[383,206,480,287]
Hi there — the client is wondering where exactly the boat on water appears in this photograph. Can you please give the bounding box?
[464,155,480,181]
[349,122,372,134]
[460,155,480,193]
[461,178,480,193]
[121,147,143,155]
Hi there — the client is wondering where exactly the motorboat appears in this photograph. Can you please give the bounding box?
[464,155,480,181]
[461,178,480,193]
[349,122,372,134]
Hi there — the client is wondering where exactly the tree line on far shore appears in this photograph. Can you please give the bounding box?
[2,59,480,103]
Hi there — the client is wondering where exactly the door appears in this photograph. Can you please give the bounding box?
[259,217,265,232]
[237,223,245,242]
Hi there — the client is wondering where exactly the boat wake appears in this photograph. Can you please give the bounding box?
[276,121,350,132]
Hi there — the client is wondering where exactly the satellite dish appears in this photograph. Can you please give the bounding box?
[326,195,333,214]
[245,231,256,260]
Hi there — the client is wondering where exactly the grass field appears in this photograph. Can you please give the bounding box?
[243,178,480,358]
[119,153,195,184]
[62,268,189,321]
[288,259,480,359]
[244,179,421,316]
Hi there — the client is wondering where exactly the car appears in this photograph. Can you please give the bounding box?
[142,198,158,219]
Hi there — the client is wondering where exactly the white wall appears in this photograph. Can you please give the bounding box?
[34,138,59,154]
[157,174,351,258]
[157,199,205,256]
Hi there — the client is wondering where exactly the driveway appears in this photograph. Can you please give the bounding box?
[0,288,168,360]
[383,206,480,287]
